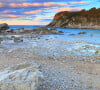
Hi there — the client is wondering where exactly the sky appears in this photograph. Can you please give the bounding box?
[0,0,100,25]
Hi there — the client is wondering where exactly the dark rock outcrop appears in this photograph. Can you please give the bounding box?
[47,8,100,29]
[78,32,86,34]
[0,23,9,31]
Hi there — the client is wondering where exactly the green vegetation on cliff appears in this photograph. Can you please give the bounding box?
[48,8,100,29]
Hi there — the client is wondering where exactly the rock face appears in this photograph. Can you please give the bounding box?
[0,61,43,90]
[47,8,100,29]
[0,23,9,31]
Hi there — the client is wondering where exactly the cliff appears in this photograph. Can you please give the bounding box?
[47,8,100,29]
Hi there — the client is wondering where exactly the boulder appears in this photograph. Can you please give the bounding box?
[23,28,33,31]
[5,29,13,33]
[0,61,43,90]
[12,28,33,34]
[51,29,60,34]
[13,37,23,42]
[69,34,75,36]
[0,23,9,31]
[78,32,86,34]
[12,29,23,33]
[35,27,48,31]
[49,27,63,34]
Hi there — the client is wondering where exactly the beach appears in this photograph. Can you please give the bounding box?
[0,30,100,89]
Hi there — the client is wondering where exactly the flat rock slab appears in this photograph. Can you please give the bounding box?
[0,61,43,90]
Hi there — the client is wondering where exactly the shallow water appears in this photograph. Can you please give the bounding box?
[0,25,100,56]
[9,25,100,43]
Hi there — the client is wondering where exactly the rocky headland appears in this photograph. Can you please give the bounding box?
[47,8,100,29]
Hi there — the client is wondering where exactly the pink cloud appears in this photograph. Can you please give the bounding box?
[0,3,4,7]
[70,1,91,4]
[54,8,82,12]
[0,10,14,14]
[0,1,91,8]
[8,2,68,8]
[24,10,43,14]
[0,14,26,17]
[43,2,68,7]
[9,3,22,8]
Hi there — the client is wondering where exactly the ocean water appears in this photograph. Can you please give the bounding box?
[9,25,100,44]
[9,25,44,29]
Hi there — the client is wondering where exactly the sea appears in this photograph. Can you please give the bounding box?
[9,25,100,44]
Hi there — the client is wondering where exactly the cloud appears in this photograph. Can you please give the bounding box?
[0,0,84,3]
[43,2,68,7]
[0,14,27,18]
[0,3,4,7]
[11,2,68,8]
[0,0,27,3]
[0,10,15,14]
[24,10,43,14]
[0,0,94,25]
[70,1,91,4]
[54,8,82,12]
[0,2,68,8]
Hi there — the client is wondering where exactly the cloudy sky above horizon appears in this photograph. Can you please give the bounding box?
[0,0,100,25]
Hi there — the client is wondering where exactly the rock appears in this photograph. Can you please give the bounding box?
[51,29,60,34]
[23,28,33,33]
[12,28,33,34]
[35,27,48,31]
[69,34,75,36]
[59,31,63,33]
[0,24,62,35]
[11,36,16,38]
[13,37,23,42]
[78,32,86,34]
[12,29,20,33]
[5,29,13,33]
[0,61,43,90]
[23,28,33,31]
[33,27,62,34]
[0,23,9,32]
[13,29,24,33]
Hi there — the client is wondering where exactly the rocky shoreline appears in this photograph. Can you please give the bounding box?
[0,23,63,35]
[47,24,100,30]
[0,21,100,89]
[0,34,100,89]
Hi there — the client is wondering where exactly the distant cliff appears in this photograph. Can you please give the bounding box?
[47,8,100,29]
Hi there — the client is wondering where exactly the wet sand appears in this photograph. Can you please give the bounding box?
[0,35,100,90]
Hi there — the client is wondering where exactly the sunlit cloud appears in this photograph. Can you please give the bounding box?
[9,2,68,8]
[0,10,15,14]
[0,1,90,8]
[70,1,91,4]
[24,10,43,14]
[0,3,4,7]
[0,14,27,18]
[54,8,82,12]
